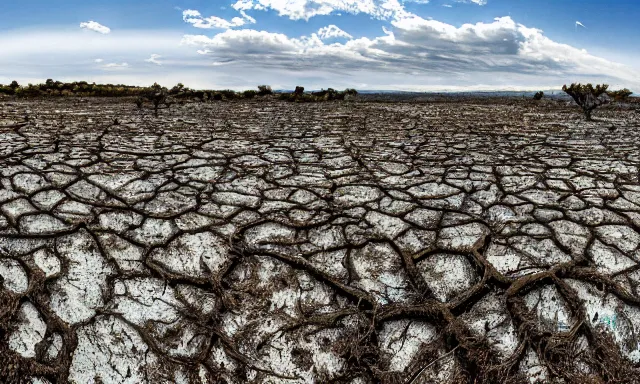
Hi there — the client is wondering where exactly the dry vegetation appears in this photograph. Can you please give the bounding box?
[0,95,640,383]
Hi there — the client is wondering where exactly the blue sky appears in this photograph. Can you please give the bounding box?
[1,0,638,91]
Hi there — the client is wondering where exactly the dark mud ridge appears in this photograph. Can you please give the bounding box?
[1,97,640,383]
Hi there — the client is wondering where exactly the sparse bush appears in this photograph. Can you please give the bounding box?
[164,96,175,108]
[135,97,144,109]
[243,90,257,99]
[607,88,633,101]
[212,92,223,101]
[220,90,237,100]
[533,91,544,100]
[193,90,206,102]
[169,83,185,95]
[279,87,359,103]
[279,93,292,101]
[562,83,609,121]
[257,85,273,96]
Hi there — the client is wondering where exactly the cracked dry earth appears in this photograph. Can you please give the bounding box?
[1,97,640,384]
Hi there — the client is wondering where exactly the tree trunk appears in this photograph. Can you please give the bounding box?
[584,109,592,121]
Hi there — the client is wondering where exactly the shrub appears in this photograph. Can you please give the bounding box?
[344,88,358,96]
[294,86,305,95]
[257,85,273,96]
[193,90,206,102]
[533,91,544,100]
[220,90,237,100]
[607,88,633,101]
[562,83,609,121]
[169,83,185,95]
[243,90,257,99]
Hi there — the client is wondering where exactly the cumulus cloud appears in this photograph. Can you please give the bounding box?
[80,21,111,34]
[317,25,352,40]
[231,0,405,21]
[183,8,255,29]
[2,2,639,92]
[145,54,162,65]
[181,13,639,89]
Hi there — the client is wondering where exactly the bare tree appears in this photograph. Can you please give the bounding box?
[562,83,609,121]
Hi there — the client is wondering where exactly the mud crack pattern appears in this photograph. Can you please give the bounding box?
[1,97,640,383]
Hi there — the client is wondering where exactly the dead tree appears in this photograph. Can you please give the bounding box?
[562,83,609,121]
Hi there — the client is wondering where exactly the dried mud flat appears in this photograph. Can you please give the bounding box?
[1,97,640,383]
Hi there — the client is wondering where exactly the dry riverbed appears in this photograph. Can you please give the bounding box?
[1,96,640,383]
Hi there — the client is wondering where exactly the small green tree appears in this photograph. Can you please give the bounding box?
[562,83,609,121]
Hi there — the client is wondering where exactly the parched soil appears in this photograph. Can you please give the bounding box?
[1,97,640,383]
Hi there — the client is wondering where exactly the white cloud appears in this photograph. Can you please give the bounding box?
[182,8,255,29]
[229,0,487,22]
[181,14,639,90]
[104,62,129,68]
[231,0,405,21]
[145,54,162,65]
[94,58,104,63]
[80,21,111,34]
[2,7,639,92]
[317,25,352,40]
[461,0,487,5]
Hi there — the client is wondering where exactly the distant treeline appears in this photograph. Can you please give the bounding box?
[0,80,358,102]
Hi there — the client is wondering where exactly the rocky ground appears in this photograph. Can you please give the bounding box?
[1,96,640,383]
